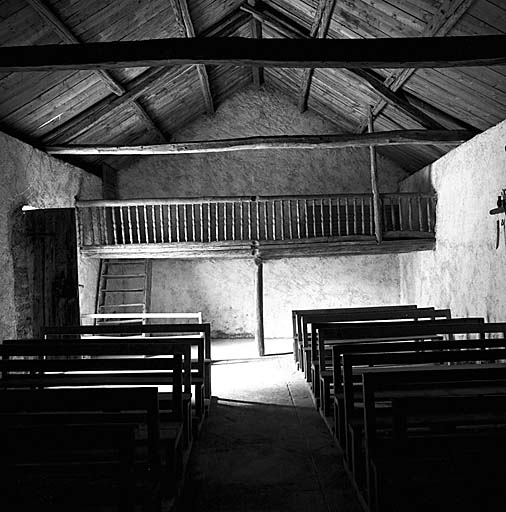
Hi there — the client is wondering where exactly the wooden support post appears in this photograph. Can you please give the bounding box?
[254,254,265,357]
[368,107,382,244]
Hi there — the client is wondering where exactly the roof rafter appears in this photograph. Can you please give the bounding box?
[168,0,214,114]
[26,0,168,143]
[45,129,477,156]
[298,0,336,113]
[248,0,264,87]
[357,0,478,132]
[243,5,448,131]
[42,6,249,146]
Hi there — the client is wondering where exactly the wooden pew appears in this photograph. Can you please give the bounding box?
[344,345,506,490]
[2,340,195,449]
[0,387,163,512]
[43,322,212,409]
[306,308,452,409]
[292,305,418,373]
[361,365,506,511]
[321,317,485,425]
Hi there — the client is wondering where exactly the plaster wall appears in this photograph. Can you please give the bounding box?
[399,119,506,320]
[0,131,101,342]
[118,86,406,337]
[151,254,400,338]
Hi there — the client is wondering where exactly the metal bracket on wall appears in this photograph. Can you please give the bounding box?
[490,188,506,250]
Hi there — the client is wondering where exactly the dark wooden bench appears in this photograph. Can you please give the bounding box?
[291,305,418,373]
[308,309,453,408]
[344,346,506,490]
[361,365,506,511]
[43,322,212,412]
[0,386,167,512]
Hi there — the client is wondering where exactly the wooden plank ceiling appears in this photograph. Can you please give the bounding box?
[0,0,505,175]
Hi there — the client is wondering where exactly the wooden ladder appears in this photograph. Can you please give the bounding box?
[95,259,152,326]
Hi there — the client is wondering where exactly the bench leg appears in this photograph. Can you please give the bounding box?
[320,377,332,417]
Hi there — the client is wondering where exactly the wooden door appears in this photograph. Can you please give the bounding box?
[27,208,80,336]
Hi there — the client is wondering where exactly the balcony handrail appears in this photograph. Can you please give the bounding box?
[76,193,375,208]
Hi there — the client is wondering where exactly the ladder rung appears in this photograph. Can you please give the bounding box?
[102,289,145,293]
[96,319,144,324]
[102,274,146,279]
[105,260,146,265]
[99,304,145,308]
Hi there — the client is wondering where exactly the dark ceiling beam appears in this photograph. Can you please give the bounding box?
[1,35,504,71]
[298,0,336,113]
[45,129,476,155]
[27,0,168,143]
[244,6,447,130]
[357,0,478,132]
[248,0,264,87]
[168,0,214,114]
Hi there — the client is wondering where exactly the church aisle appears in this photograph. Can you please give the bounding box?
[185,341,362,512]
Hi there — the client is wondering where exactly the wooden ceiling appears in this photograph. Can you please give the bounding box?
[0,0,505,176]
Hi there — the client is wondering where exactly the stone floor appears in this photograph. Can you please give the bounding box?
[184,338,362,512]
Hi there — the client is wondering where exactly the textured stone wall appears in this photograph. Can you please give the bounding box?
[117,86,406,337]
[399,119,506,320]
[0,131,101,342]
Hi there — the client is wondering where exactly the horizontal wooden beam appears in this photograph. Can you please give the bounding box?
[45,129,476,155]
[1,36,504,72]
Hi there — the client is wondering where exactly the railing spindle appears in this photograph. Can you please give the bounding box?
[369,196,373,235]
[248,201,253,240]
[175,205,180,242]
[181,205,187,242]
[337,198,341,236]
[353,197,357,235]
[119,206,125,244]
[232,203,236,241]
[361,197,365,235]
[112,207,118,244]
[345,198,350,236]
[101,207,109,245]
[168,206,172,243]
[256,200,260,240]
[382,198,388,233]
[216,203,220,241]
[134,206,140,243]
[207,202,211,242]
[398,197,404,232]
[200,204,204,242]
[312,199,316,237]
[151,205,157,243]
[320,199,324,237]
[272,201,276,241]
[288,200,293,239]
[191,204,196,242]
[143,205,149,243]
[224,203,228,241]
[160,205,165,243]
[408,197,413,231]
[296,200,301,239]
[280,200,285,240]
[263,201,268,240]
[417,196,422,232]
[390,197,395,232]
[304,200,309,238]
[329,198,333,237]
[127,206,133,244]
[426,197,431,232]
[240,202,244,240]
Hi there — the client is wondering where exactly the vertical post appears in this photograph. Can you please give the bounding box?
[368,106,382,243]
[254,256,265,357]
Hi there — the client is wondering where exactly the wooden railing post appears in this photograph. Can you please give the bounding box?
[368,106,382,243]
[254,254,265,357]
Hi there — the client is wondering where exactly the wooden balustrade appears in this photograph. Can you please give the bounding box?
[76,193,436,249]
